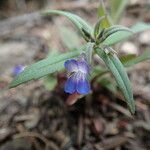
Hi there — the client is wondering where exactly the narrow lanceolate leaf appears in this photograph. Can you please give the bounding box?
[120,54,136,65]
[131,22,150,33]
[9,50,80,88]
[98,0,111,28]
[95,48,135,114]
[124,49,150,67]
[42,10,92,37]
[102,22,150,46]
[94,17,103,38]
[101,25,133,44]
[109,0,129,23]
[85,42,94,64]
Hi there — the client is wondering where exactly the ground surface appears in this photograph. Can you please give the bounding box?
[0,0,150,150]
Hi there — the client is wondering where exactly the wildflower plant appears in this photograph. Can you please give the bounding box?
[9,1,150,114]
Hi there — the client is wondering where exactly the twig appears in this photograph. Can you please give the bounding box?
[77,116,84,147]
[108,102,133,118]
[95,135,128,150]
[13,131,59,150]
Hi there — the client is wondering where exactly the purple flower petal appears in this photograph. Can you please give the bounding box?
[13,65,25,76]
[64,74,76,94]
[76,76,90,94]
[64,56,91,95]
[77,60,90,74]
[64,59,78,72]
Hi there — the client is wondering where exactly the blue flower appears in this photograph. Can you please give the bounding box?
[12,65,25,76]
[64,57,91,94]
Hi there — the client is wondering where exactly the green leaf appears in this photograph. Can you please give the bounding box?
[92,49,150,80]
[42,10,92,37]
[109,0,129,23]
[85,42,94,64]
[98,0,111,28]
[131,22,150,33]
[59,26,80,49]
[94,17,104,38]
[120,54,136,65]
[43,75,57,91]
[102,22,150,46]
[95,48,135,114]
[9,50,80,88]
[124,49,150,67]
[100,25,133,43]
[98,0,105,17]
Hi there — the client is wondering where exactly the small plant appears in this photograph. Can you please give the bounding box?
[9,1,150,114]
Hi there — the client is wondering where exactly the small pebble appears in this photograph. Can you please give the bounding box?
[121,42,138,54]
[139,30,150,45]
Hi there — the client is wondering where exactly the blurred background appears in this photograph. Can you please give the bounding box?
[0,0,150,149]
